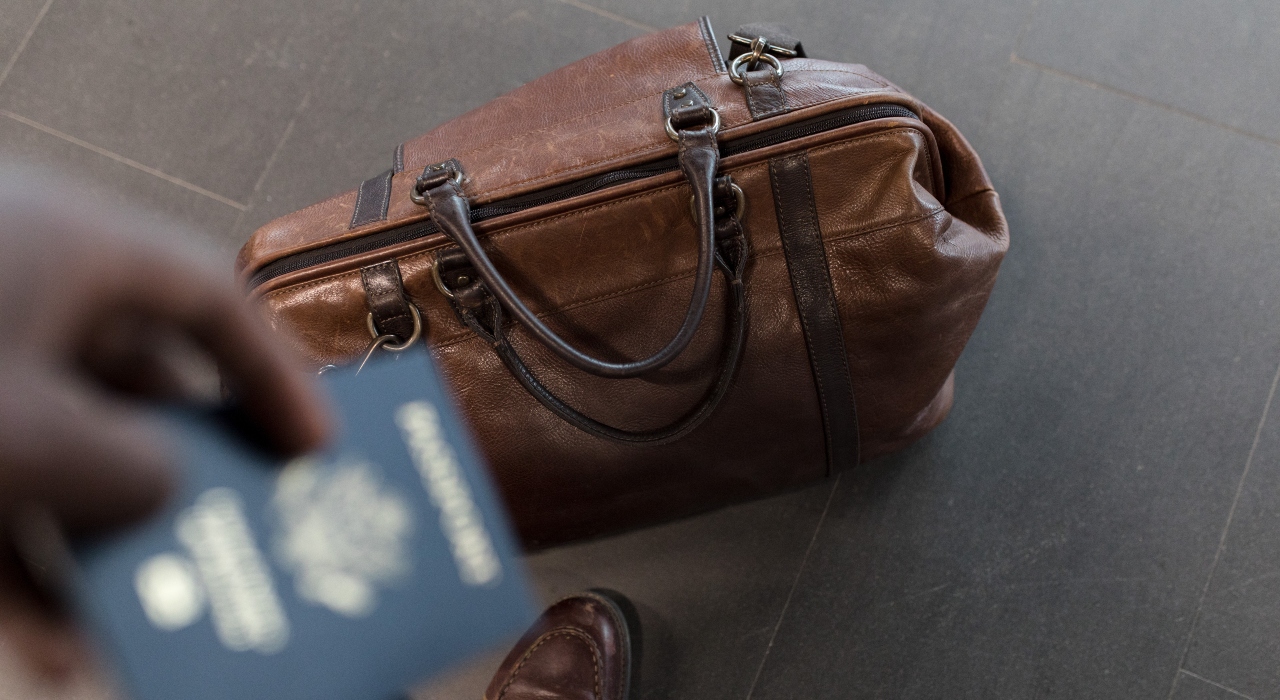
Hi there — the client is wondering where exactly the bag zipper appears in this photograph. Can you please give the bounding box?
[248,102,918,289]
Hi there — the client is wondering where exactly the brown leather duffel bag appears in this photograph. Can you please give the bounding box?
[236,19,1008,548]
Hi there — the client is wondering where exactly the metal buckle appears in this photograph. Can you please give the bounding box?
[665,106,721,142]
[727,33,799,57]
[364,303,422,352]
[410,162,463,205]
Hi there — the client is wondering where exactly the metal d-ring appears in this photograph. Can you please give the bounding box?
[728,52,784,86]
[364,303,422,352]
[689,182,746,221]
[665,106,721,142]
[431,259,460,299]
[409,164,463,205]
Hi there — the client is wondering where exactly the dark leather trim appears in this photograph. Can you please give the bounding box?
[393,143,405,173]
[743,68,788,120]
[360,260,416,342]
[698,16,727,73]
[349,168,394,229]
[662,82,712,120]
[769,152,860,472]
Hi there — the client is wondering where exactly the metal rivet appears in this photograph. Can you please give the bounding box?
[673,87,686,98]
[456,275,470,285]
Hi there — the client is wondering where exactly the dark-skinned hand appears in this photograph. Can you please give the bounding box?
[0,173,331,681]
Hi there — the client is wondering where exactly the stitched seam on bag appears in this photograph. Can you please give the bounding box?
[944,187,997,209]
[698,17,727,73]
[263,202,944,311]
[481,98,910,199]
[426,207,946,349]
[410,75,717,171]
[349,179,367,230]
[261,205,944,313]
[264,130,938,301]
[377,173,392,220]
[823,207,949,257]
[495,628,601,700]
[804,127,939,203]
[252,102,913,270]
[266,269,363,299]
[410,67,893,198]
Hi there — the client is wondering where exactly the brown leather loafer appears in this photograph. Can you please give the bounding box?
[483,589,639,700]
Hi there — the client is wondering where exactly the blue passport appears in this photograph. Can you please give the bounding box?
[68,354,536,700]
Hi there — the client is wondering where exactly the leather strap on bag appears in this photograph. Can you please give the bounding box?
[727,24,803,121]
[769,153,860,471]
[410,89,746,442]
[436,180,748,445]
[360,259,417,343]
[414,87,724,380]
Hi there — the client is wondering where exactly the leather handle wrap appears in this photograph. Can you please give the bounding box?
[420,123,723,379]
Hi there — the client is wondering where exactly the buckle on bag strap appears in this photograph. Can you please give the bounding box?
[409,159,463,205]
[663,82,720,141]
[727,23,805,85]
[726,23,806,60]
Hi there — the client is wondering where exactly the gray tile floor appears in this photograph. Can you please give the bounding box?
[1,0,1278,698]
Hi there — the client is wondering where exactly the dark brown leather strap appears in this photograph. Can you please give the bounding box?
[742,69,787,119]
[416,95,723,380]
[441,205,748,445]
[360,260,416,342]
[350,169,394,229]
[769,153,860,472]
[727,24,801,121]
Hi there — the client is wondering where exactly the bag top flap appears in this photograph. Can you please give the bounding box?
[238,18,909,282]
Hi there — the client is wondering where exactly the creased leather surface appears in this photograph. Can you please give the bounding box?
[242,21,1009,547]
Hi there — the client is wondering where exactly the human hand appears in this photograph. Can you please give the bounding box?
[0,171,330,680]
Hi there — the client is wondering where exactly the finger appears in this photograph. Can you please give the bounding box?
[0,366,174,531]
[0,542,89,682]
[79,314,189,401]
[66,235,332,456]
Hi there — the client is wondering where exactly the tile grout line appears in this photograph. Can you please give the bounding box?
[1177,670,1257,700]
[744,473,842,700]
[0,110,247,210]
[0,0,55,92]
[228,90,311,237]
[1010,54,1280,151]
[1010,0,1043,57]
[1164,357,1280,700]
[547,0,658,33]
[974,0,1042,154]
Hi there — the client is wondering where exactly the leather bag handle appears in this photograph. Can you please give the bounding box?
[439,219,748,444]
[415,105,723,379]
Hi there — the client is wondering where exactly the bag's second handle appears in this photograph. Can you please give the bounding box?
[414,104,724,380]
[445,226,747,445]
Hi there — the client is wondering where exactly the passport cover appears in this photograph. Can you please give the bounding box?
[70,353,537,700]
